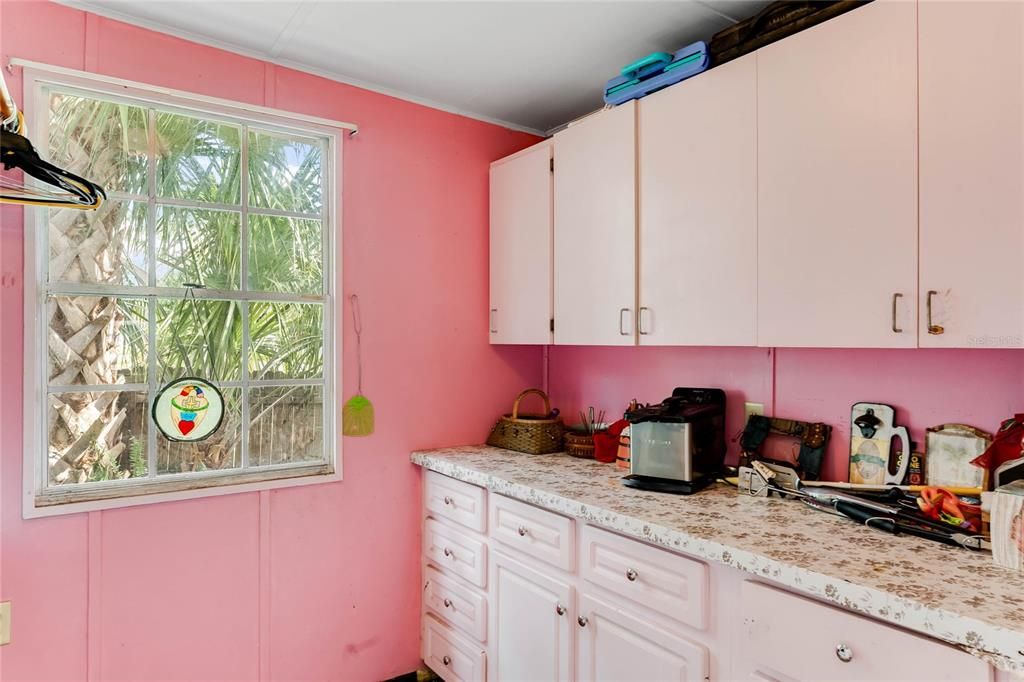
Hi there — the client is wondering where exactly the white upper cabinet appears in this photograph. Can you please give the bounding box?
[637,54,757,346]
[919,0,1024,348]
[489,140,553,344]
[553,102,637,345]
[756,1,918,348]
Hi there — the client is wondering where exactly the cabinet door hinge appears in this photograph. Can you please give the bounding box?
[550,318,555,332]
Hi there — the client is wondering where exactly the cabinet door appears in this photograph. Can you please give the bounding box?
[553,102,637,345]
[577,591,708,682]
[919,1,1024,348]
[489,550,573,682]
[757,1,917,348]
[638,54,757,346]
[489,141,553,344]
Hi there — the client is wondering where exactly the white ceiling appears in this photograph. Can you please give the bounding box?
[55,1,770,134]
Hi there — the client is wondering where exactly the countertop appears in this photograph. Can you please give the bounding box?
[412,445,1024,674]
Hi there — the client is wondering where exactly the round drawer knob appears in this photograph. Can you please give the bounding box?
[443,598,453,608]
[443,547,453,558]
[577,616,588,628]
[442,655,452,666]
[625,568,638,582]
[517,526,529,537]
[443,496,453,506]
[836,643,853,663]
[556,603,566,616]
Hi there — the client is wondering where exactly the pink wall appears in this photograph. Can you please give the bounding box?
[0,2,542,680]
[548,346,1024,481]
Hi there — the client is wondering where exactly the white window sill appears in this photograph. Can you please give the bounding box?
[23,463,341,519]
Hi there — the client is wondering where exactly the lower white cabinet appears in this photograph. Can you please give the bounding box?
[421,472,995,682]
[423,614,487,682]
[577,591,709,682]
[489,550,574,681]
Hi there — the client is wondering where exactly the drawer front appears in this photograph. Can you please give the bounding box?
[425,471,487,533]
[423,614,487,682]
[580,524,708,630]
[424,518,488,588]
[489,494,574,571]
[741,581,991,681]
[424,565,487,642]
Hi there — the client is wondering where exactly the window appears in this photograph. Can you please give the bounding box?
[22,67,343,517]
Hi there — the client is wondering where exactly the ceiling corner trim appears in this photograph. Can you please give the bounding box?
[51,0,547,137]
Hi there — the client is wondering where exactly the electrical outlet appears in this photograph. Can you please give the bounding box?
[0,601,10,646]
[744,402,765,423]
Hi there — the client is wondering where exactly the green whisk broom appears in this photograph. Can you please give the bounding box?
[342,294,374,436]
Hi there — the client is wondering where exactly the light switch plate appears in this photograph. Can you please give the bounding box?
[0,601,10,646]
[744,402,765,423]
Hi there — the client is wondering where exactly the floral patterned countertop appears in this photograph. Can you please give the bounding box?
[411,445,1024,675]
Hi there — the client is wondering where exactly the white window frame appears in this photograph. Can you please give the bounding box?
[20,63,349,519]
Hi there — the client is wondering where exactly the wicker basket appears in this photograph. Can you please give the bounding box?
[564,431,595,458]
[486,389,564,455]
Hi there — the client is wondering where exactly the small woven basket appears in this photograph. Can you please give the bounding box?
[564,431,595,458]
[486,389,564,455]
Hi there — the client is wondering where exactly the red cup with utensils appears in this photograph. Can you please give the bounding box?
[594,419,630,463]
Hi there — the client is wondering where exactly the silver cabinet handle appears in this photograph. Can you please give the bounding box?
[577,616,588,627]
[443,598,453,608]
[443,655,452,666]
[891,293,903,333]
[638,307,651,335]
[835,643,853,663]
[443,495,453,506]
[556,603,566,616]
[927,290,944,335]
[517,526,528,537]
[619,308,632,336]
[625,568,638,582]
[489,308,497,334]
[443,547,453,558]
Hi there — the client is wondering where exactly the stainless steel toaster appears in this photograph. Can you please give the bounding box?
[623,387,726,494]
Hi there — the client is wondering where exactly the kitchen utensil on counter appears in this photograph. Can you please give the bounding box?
[926,424,991,490]
[622,387,726,494]
[741,461,991,551]
[991,481,1024,571]
[849,402,911,485]
[565,430,596,458]
[739,415,831,481]
[806,480,983,497]
[486,389,564,455]
[616,424,631,469]
[593,431,619,463]
[972,415,1022,482]
[916,486,982,532]
[995,457,1024,489]
[577,407,605,436]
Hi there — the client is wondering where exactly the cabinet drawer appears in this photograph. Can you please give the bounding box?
[424,565,487,642]
[489,494,574,571]
[580,524,708,630]
[423,614,487,682]
[425,471,487,533]
[424,518,487,588]
[741,581,991,681]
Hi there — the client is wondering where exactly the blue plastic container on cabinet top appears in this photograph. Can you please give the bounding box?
[603,41,709,106]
